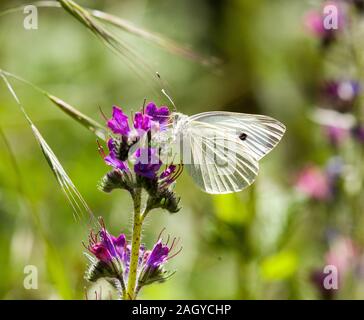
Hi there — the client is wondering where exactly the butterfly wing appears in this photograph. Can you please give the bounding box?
[179,121,258,194]
[189,111,286,160]
[179,111,285,194]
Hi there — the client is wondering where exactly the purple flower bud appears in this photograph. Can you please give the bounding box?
[107,106,130,136]
[104,138,128,171]
[145,240,169,268]
[145,102,170,125]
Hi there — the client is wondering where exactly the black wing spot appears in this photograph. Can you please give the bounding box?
[239,133,247,141]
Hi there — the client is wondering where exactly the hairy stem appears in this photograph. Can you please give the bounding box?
[126,188,143,299]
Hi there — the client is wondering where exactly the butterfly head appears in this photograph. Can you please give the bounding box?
[171,112,189,132]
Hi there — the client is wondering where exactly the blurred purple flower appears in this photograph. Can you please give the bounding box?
[326,236,358,275]
[107,106,130,136]
[304,10,327,36]
[296,165,331,200]
[310,235,358,299]
[325,125,348,146]
[310,270,336,300]
[304,2,346,46]
[326,156,344,185]
[351,125,364,143]
[321,80,360,112]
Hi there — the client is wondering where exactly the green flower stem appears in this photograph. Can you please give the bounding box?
[126,188,143,300]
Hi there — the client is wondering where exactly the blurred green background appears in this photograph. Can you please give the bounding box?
[1,0,364,299]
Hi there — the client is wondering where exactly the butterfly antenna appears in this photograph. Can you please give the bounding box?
[156,71,177,111]
[162,88,177,112]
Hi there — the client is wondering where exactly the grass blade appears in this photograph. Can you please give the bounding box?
[90,10,220,67]
[57,0,158,90]
[0,69,107,141]
[0,1,220,66]
[47,94,107,140]
[0,71,97,225]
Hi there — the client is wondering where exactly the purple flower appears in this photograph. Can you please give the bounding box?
[145,102,170,125]
[145,240,170,268]
[310,270,336,300]
[107,106,130,136]
[304,2,346,44]
[104,138,128,171]
[134,148,162,179]
[110,233,127,261]
[134,112,152,132]
[87,227,127,263]
[85,223,179,293]
[351,125,364,143]
[326,236,358,276]
[137,233,181,287]
[304,10,327,37]
[325,125,348,146]
[321,80,360,112]
[89,243,113,262]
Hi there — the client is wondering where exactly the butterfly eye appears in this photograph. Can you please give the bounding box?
[239,133,247,141]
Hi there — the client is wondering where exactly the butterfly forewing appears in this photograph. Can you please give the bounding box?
[189,111,286,160]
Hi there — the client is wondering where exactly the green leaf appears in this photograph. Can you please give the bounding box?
[260,251,298,281]
[213,194,249,224]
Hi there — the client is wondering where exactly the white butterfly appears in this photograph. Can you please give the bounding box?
[166,111,286,194]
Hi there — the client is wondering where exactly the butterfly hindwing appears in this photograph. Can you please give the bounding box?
[181,121,259,194]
